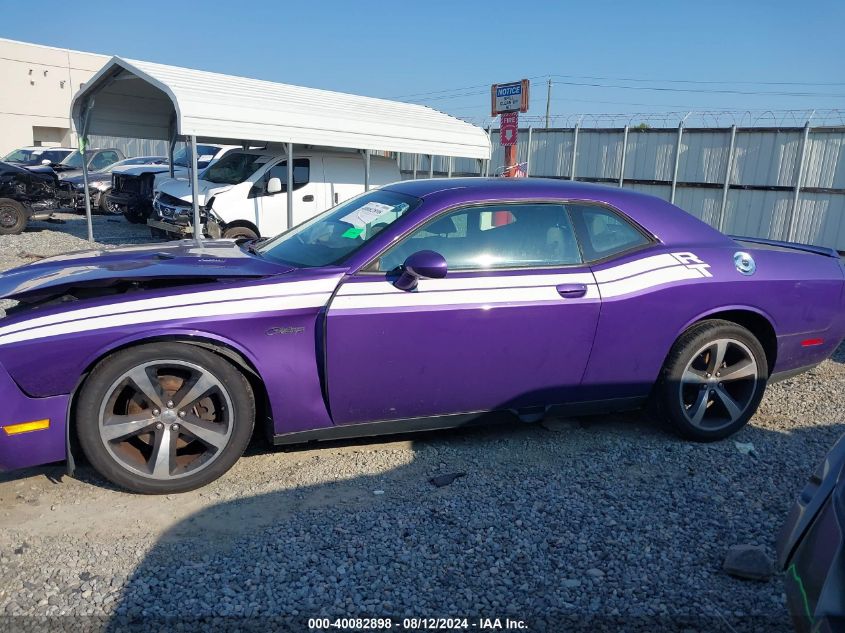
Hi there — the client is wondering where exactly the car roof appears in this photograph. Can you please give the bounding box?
[14,146,75,151]
[384,177,730,247]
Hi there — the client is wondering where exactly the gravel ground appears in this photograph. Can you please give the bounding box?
[0,214,843,632]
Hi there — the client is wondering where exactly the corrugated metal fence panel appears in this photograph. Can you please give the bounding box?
[678,131,731,184]
[803,131,845,189]
[576,130,623,180]
[528,130,574,177]
[88,135,171,157]
[625,183,671,201]
[791,193,845,249]
[624,130,678,181]
[722,189,792,240]
[732,130,801,187]
[673,187,723,227]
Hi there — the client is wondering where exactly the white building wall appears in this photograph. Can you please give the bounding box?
[0,38,108,155]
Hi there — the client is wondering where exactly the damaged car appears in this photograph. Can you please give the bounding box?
[64,156,167,214]
[0,161,72,234]
[106,144,232,224]
[0,179,843,493]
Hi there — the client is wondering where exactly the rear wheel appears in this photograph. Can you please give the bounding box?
[654,320,767,441]
[0,199,27,235]
[76,343,255,494]
[222,225,258,240]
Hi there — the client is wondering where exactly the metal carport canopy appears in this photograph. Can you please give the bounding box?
[70,57,491,158]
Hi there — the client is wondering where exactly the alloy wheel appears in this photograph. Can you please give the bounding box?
[678,338,759,431]
[97,360,234,480]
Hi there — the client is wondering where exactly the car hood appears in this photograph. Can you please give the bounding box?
[159,178,234,205]
[113,165,170,177]
[64,173,110,186]
[0,240,293,303]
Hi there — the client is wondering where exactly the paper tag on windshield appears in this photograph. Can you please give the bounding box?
[339,201,394,228]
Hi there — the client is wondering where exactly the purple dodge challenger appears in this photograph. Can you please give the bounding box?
[0,178,843,493]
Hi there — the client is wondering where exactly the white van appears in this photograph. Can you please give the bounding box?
[148,148,400,239]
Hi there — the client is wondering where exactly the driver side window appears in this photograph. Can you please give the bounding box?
[376,203,582,272]
[249,159,310,197]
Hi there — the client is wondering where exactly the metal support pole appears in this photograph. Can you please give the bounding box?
[618,125,629,187]
[168,115,177,179]
[190,135,201,246]
[717,124,737,233]
[286,142,294,230]
[545,79,552,129]
[447,156,453,178]
[79,99,95,242]
[429,155,434,179]
[486,126,493,177]
[526,126,533,176]
[412,153,418,180]
[670,121,684,204]
[364,149,371,191]
[569,123,580,180]
[787,121,811,242]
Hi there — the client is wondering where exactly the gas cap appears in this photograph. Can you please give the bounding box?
[734,251,756,275]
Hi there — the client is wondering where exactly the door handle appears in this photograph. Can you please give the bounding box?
[302,194,314,202]
[555,283,588,298]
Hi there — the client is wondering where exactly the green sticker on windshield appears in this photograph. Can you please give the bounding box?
[342,227,364,239]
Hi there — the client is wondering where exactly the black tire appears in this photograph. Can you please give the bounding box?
[125,210,146,224]
[149,227,169,239]
[75,342,255,494]
[0,199,27,235]
[653,319,768,441]
[99,190,115,214]
[222,225,259,240]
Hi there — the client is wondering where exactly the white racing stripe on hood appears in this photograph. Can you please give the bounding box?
[0,277,339,341]
[0,293,331,346]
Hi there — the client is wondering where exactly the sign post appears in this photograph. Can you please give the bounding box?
[491,79,529,178]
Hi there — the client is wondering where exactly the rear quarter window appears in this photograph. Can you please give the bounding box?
[569,205,650,262]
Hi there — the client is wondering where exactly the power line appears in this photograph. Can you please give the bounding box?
[388,74,845,103]
[548,74,845,87]
[549,80,845,98]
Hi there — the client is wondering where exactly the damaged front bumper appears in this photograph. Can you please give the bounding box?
[0,360,69,471]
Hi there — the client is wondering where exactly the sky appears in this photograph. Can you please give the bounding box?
[2,0,844,126]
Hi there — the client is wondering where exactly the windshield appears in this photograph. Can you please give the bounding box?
[60,151,84,168]
[257,190,422,267]
[201,152,268,185]
[3,149,38,163]
[173,145,219,169]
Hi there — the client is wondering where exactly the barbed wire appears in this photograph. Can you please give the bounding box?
[459,109,845,128]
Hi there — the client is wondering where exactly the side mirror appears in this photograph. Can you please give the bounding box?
[266,177,282,194]
[394,250,447,291]
[41,159,51,166]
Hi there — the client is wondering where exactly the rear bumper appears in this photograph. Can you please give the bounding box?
[0,361,69,471]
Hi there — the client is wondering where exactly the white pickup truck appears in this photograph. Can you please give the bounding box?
[148,148,400,239]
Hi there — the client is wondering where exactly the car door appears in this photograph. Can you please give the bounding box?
[325,202,602,425]
[252,158,319,235]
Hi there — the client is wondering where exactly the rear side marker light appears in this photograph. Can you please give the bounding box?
[3,419,50,436]
[801,338,824,347]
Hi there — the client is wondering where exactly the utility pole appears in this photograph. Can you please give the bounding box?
[545,79,552,128]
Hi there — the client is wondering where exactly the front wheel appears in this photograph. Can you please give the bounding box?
[0,199,27,235]
[653,320,768,441]
[76,343,255,494]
